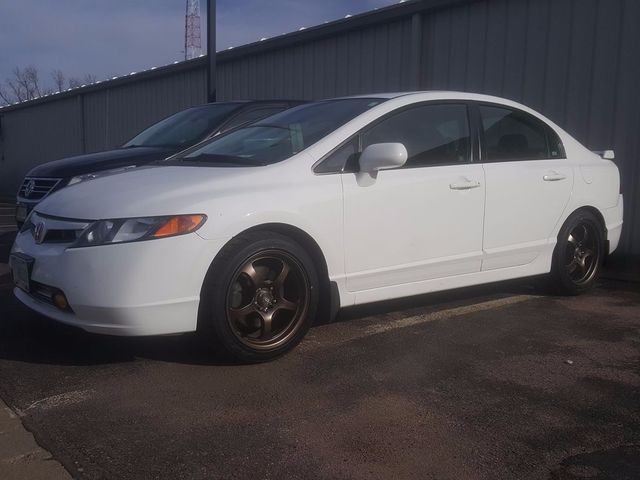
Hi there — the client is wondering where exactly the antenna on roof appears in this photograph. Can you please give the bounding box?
[185,0,202,60]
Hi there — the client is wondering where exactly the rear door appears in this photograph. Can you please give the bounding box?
[476,104,573,270]
[341,102,485,292]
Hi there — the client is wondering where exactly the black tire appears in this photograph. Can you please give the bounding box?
[550,210,605,295]
[198,230,319,363]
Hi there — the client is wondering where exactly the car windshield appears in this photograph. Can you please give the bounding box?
[123,103,242,149]
[171,98,385,166]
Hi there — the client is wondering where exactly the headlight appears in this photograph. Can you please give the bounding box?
[68,166,136,186]
[70,214,206,248]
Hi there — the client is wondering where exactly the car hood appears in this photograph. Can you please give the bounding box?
[35,164,264,220]
[26,146,176,178]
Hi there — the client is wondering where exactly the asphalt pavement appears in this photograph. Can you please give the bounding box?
[0,227,639,479]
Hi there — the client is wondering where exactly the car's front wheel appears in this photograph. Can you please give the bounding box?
[550,210,605,295]
[199,231,319,363]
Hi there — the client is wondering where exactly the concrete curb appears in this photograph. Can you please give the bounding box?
[0,398,72,480]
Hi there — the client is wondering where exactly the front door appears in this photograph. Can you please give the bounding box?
[342,103,485,292]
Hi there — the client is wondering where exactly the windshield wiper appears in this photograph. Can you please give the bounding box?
[252,124,292,131]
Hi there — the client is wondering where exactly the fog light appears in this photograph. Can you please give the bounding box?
[52,292,69,310]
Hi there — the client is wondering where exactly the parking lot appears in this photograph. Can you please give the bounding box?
[0,224,639,479]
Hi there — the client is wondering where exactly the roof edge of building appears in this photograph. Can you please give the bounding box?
[0,0,477,114]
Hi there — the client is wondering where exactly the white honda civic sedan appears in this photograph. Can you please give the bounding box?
[10,92,623,362]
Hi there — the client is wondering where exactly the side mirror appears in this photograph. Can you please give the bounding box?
[359,143,408,173]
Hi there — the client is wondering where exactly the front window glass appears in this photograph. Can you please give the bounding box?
[172,99,385,166]
[123,104,242,149]
[362,103,471,168]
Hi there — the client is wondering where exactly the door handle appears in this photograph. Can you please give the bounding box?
[543,172,567,182]
[449,180,481,190]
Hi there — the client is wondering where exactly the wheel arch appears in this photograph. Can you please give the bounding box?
[214,222,338,323]
[552,205,608,264]
[564,205,607,234]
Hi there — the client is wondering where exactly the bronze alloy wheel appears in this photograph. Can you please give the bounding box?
[226,250,310,350]
[564,221,602,286]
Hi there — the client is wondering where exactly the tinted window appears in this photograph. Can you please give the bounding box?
[479,106,557,161]
[173,98,385,166]
[546,127,566,159]
[362,104,471,168]
[123,104,242,149]
[315,139,359,174]
[222,107,287,132]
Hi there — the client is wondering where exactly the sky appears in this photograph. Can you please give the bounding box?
[0,0,396,88]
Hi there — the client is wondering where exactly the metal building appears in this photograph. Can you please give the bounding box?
[0,0,638,254]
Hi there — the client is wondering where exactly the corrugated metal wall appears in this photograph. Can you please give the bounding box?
[217,17,417,100]
[417,0,640,255]
[1,0,638,254]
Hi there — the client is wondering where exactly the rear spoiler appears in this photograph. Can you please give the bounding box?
[593,150,615,160]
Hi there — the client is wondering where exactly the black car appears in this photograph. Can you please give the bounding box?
[15,100,303,224]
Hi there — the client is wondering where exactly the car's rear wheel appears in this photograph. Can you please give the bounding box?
[550,210,605,295]
[199,231,319,363]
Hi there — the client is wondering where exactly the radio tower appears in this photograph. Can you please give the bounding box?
[185,0,202,60]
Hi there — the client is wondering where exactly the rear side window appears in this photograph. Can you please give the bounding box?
[362,103,471,168]
[546,127,566,159]
[479,105,563,161]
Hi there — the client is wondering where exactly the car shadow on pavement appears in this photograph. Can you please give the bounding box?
[0,298,236,368]
[0,273,545,369]
[0,226,553,368]
[0,228,599,369]
[0,295,232,368]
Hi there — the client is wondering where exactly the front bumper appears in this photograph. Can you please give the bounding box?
[10,229,227,336]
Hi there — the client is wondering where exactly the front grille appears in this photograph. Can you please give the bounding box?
[21,212,89,245]
[18,177,61,200]
[42,229,81,243]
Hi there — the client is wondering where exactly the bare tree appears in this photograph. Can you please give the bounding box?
[83,73,97,84]
[67,73,98,89]
[0,84,11,105]
[51,69,66,92]
[0,65,98,106]
[3,66,45,102]
[67,77,82,89]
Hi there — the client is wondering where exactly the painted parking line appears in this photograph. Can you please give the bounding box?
[363,294,538,335]
[301,294,539,351]
[15,390,95,417]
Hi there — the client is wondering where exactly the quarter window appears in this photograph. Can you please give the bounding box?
[479,105,563,161]
[315,139,358,174]
[362,104,471,168]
